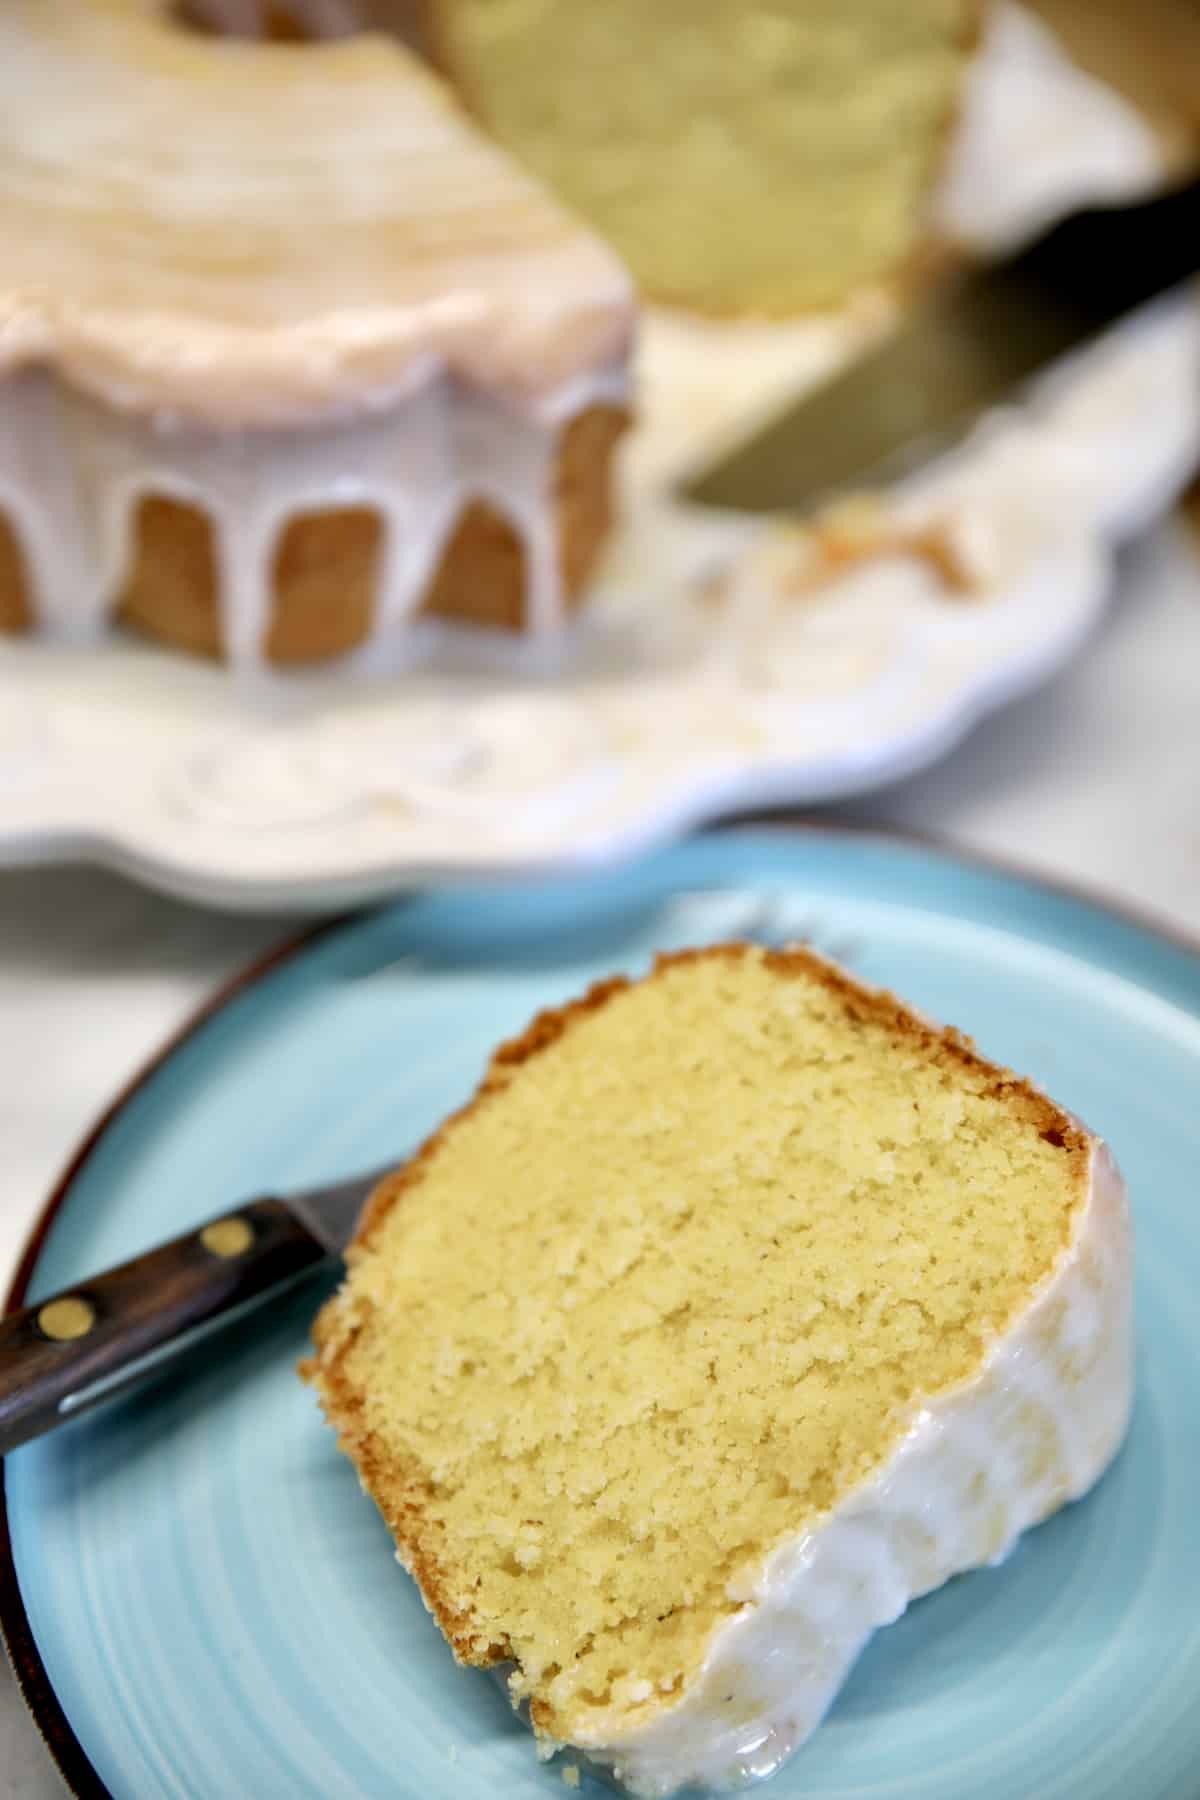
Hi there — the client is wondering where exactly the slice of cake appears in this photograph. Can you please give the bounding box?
[305,945,1132,1795]
[415,0,983,314]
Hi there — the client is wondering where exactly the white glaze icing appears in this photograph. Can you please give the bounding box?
[1,359,629,667]
[0,4,635,422]
[569,1136,1132,1798]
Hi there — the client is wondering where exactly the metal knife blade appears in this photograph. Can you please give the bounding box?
[287,1160,396,1254]
[679,175,1200,515]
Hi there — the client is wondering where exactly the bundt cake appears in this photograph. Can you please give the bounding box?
[305,943,1132,1795]
[0,1,634,665]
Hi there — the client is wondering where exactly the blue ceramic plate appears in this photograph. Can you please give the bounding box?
[5,829,1200,1800]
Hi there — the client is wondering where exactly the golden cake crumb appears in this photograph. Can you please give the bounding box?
[305,944,1091,1754]
[424,0,981,313]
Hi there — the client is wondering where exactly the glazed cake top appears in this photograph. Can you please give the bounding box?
[0,1,635,426]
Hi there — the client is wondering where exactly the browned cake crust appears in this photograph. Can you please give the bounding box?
[302,940,1086,1698]
[0,403,627,662]
[0,520,30,634]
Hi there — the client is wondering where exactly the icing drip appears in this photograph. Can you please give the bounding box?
[452,385,562,638]
[0,373,95,641]
[1,361,629,668]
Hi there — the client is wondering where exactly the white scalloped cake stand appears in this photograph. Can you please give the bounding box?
[1,5,1196,911]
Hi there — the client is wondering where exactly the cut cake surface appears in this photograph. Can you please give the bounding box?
[420,0,982,313]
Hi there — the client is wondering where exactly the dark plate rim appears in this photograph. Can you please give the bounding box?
[3,816,1199,1800]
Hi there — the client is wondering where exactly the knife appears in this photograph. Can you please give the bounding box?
[679,174,1200,516]
[0,1161,395,1456]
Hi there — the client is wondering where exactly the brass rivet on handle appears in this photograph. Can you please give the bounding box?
[37,1296,97,1341]
[200,1216,255,1259]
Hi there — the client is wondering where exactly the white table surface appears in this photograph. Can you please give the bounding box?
[2,517,1198,1796]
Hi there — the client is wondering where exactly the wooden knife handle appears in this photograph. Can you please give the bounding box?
[0,1199,329,1456]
